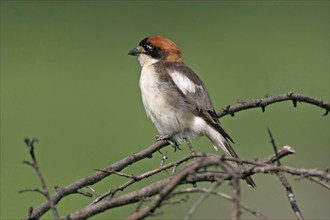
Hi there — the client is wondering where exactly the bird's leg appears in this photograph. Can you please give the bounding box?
[156,134,182,152]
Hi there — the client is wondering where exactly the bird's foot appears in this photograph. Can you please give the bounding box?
[156,134,182,152]
[156,134,170,141]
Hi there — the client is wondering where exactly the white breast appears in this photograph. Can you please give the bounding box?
[139,64,182,137]
[139,64,162,119]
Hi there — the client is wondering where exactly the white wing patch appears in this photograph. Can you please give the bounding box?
[169,71,197,95]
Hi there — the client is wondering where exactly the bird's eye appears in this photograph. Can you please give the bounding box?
[144,44,153,52]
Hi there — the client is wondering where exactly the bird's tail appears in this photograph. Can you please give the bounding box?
[206,127,256,187]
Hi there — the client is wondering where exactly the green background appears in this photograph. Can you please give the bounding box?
[1,1,329,219]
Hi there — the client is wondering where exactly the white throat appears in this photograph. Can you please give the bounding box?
[138,54,158,67]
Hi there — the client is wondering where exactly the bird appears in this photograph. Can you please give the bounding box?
[128,36,255,187]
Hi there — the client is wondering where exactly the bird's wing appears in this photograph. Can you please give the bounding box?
[166,62,213,109]
[166,62,234,144]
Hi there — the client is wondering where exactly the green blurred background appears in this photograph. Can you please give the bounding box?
[1,1,329,219]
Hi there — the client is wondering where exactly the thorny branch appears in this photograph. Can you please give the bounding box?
[217,92,330,117]
[59,149,329,220]
[21,93,329,220]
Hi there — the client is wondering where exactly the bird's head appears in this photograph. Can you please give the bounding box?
[129,36,182,66]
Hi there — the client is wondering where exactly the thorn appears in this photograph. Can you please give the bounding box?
[261,106,266,112]
[287,91,294,97]
[292,100,297,107]
[24,137,30,145]
[323,109,329,116]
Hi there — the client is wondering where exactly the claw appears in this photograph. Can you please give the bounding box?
[155,134,182,152]
[172,144,182,152]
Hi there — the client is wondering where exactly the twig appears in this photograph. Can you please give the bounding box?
[278,173,304,220]
[89,152,201,206]
[23,140,169,220]
[60,156,327,220]
[184,182,221,220]
[172,188,267,220]
[22,138,60,220]
[306,177,330,190]
[86,186,100,197]
[161,195,189,206]
[267,131,304,220]
[232,174,241,220]
[18,188,46,196]
[251,165,329,180]
[262,145,296,164]
[267,128,281,166]
[126,157,211,220]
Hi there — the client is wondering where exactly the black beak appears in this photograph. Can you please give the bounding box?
[128,47,141,56]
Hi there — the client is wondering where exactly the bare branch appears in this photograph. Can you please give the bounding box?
[231,173,241,220]
[305,177,330,190]
[172,188,267,220]
[21,93,329,220]
[266,130,304,220]
[252,165,329,180]
[22,138,60,220]
[217,92,330,117]
[23,140,169,220]
[277,173,304,220]
[89,152,200,206]
[18,188,46,196]
[184,182,221,220]
[126,157,212,220]
[62,151,312,220]
[262,145,296,164]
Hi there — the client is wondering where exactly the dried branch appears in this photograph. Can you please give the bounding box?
[90,152,201,206]
[184,182,221,220]
[231,172,241,220]
[21,138,60,220]
[278,172,304,220]
[171,188,267,220]
[217,92,330,117]
[305,177,330,190]
[21,93,329,220]
[267,129,304,220]
[60,149,330,220]
[126,156,216,220]
[22,140,169,220]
